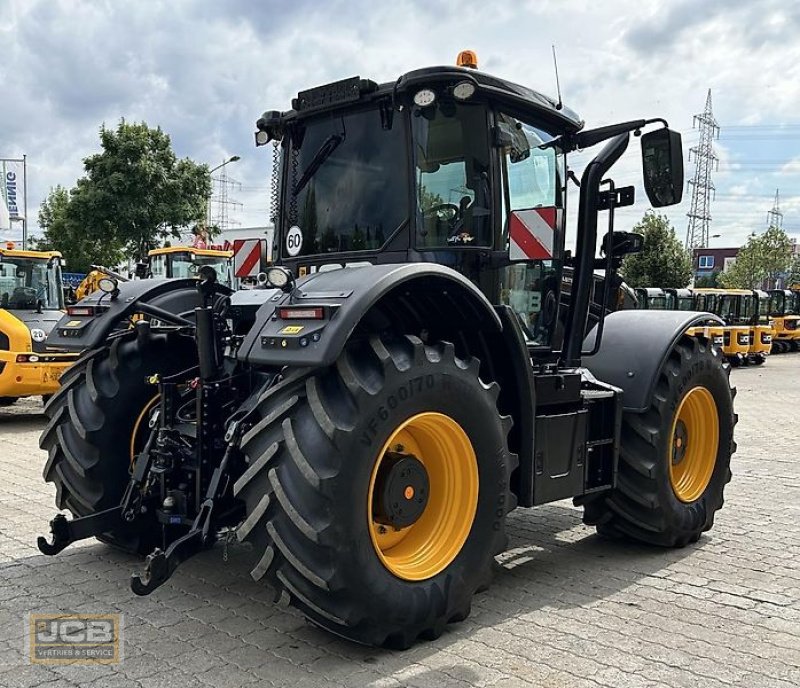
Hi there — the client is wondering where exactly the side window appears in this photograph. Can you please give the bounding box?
[413,103,491,248]
[496,112,564,347]
[150,255,167,279]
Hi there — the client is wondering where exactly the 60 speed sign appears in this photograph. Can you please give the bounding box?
[286,226,303,256]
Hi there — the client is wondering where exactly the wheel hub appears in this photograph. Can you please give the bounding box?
[372,452,429,528]
[672,420,688,465]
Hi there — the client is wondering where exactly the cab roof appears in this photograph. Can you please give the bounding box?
[0,247,62,260]
[265,64,584,136]
[694,288,753,296]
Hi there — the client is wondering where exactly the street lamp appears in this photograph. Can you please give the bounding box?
[206,155,241,230]
[209,155,241,175]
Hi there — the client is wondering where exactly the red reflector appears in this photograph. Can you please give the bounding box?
[67,306,94,316]
[16,355,27,363]
[277,307,324,320]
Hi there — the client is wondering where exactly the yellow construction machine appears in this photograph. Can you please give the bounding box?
[0,245,80,405]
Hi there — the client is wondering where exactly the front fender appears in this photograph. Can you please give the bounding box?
[46,279,231,352]
[238,264,502,368]
[582,310,723,413]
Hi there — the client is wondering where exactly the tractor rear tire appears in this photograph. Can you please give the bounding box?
[582,335,735,547]
[40,330,197,554]
[234,334,516,648]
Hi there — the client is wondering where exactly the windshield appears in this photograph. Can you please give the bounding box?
[283,106,408,257]
[739,295,755,323]
[648,296,667,310]
[770,292,786,315]
[171,253,230,283]
[758,296,771,322]
[0,256,64,310]
[718,295,739,323]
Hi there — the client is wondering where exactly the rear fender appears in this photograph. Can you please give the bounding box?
[582,310,724,413]
[238,264,503,368]
[46,279,232,352]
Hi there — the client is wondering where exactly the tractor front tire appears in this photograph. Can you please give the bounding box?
[582,335,735,547]
[234,334,516,648]
[40,330,196,554]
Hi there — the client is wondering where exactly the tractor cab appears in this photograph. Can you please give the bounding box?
[147,246,234,288]
[693,288,750,364]
[664,287,724,349]
[768,289,800,353]
[635,287,668,310]
[749,289,773,363]
[665,288,694,311]
[0,245,79,403]
[255,60,682,359]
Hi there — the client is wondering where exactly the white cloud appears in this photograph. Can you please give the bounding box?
[1,0,799,248]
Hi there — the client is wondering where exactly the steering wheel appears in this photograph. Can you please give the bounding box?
[423,203,460,223]
[10,286,37,308]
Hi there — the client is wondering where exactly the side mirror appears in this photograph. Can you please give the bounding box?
[602,230,644,257]
[641,128,683,207]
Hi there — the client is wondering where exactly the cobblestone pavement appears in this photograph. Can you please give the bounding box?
[1,355,798,688]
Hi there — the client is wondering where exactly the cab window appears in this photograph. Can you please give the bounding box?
[412,102,491,248]
[496,112,564,347]
[150,255,167,279]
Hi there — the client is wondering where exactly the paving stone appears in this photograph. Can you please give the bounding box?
[1,359,798,687]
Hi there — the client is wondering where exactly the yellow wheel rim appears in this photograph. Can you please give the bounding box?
[669,386,719,503]
[368,412,478,581]
[129,395,160,465]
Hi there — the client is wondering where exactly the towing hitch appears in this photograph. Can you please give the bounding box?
[37,506,124,555]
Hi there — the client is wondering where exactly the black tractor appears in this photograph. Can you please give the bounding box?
[38,53,735,648]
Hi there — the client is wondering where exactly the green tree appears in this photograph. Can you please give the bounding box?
[719,235,762,289]
[720,227,792,289]
[73,120,211,261]
[788,254,800,287]
[33,185,123,273]
[694,273,719,288]
[758,225,793,287]
[620,212,692,288]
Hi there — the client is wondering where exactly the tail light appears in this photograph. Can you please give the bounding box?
[277,307,325,320]
[67,305,103,317]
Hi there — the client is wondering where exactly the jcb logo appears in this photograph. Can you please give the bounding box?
[29,614,122,664]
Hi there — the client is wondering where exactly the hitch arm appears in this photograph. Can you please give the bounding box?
[130,428,241,595]
[130,524,205,595]
[37,506,123,555]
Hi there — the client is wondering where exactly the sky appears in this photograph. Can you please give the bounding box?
[1,0,799,252]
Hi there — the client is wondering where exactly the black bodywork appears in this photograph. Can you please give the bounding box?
[38,62,693,589]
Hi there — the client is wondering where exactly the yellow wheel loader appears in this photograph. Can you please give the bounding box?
[0,245,80,405]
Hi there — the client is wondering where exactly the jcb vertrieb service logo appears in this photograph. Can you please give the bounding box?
[29,614,122,664]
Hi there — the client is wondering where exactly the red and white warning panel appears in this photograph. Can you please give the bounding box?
[509,207,562,261]
[233,239,266,277]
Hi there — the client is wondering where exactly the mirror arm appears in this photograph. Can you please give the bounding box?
[566,118,669,151]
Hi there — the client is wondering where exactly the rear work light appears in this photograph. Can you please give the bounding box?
[277,307,325,320]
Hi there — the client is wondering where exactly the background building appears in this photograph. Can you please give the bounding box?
[692,246,739,285]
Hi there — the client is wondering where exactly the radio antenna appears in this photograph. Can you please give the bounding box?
[552,45,563,110]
